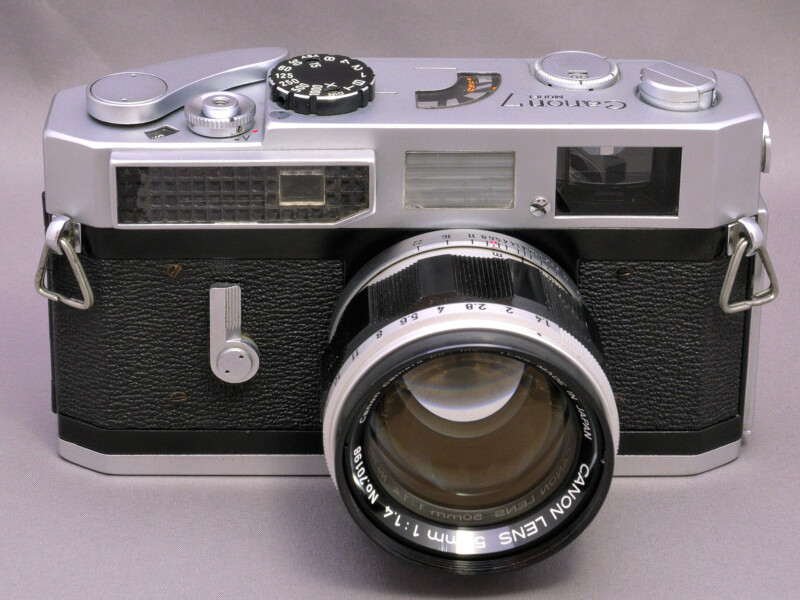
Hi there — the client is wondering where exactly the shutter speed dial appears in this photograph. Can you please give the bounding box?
[269,54,375,115]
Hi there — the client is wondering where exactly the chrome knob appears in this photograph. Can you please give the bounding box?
[185,91,256,138]
[639,61,717,111]
[533,51,619,90]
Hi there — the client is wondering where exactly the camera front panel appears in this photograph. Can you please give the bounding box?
[48,223,750,466]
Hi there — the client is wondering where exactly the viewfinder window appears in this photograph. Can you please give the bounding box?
[555,146,681,216]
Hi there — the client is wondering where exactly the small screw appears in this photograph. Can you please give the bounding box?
[615,266,633,280]
[269,110,291,120]
[530,197,550,218]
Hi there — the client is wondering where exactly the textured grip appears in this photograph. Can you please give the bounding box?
[49,254,342,430]
[368,265,422,323]
[224,285,241,333]
[579,256,748,431]
[325,254,597,395]
[368,256,517,322]
[452,256,515,298]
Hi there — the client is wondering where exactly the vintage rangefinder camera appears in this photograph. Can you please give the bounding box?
[36,48,778,572]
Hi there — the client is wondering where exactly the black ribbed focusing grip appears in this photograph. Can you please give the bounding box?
[453,256,515,299]
[368,264,422,322]
[325,254,596,393]
[368,255,518,322]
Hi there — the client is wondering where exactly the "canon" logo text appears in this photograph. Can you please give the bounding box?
[501,93,627,110]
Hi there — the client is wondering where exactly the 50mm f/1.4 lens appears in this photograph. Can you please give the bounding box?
[323,230,618,573]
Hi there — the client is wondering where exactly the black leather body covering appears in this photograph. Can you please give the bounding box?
[48,243,747,447]
[580,258,746,431]
[50,255,342,430]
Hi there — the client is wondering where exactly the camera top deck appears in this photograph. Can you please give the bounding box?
[43,48,770,231]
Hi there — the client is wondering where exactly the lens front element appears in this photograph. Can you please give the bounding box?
[365,352,579,524]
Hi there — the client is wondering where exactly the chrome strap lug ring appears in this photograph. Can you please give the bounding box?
[720,216,778,314]
[35,215,94,310]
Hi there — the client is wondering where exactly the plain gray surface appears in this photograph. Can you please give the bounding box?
[2,1,799,598]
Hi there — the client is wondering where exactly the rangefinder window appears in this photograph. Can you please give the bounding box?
[279,168,325,206]
[555,146,681,216]
[404,151,515,209]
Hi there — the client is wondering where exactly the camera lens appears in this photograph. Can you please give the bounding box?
[323,230,618,573]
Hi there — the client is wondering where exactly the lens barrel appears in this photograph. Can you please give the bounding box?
[323,230,617,573]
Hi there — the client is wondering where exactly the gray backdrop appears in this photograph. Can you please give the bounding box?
[2,1,799,598]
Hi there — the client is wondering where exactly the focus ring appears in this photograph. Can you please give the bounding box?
[323,253,598,393]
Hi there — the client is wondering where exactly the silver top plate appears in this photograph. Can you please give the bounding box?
[45,50,766,231]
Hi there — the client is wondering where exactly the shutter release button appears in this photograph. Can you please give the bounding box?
[533,51,619,90]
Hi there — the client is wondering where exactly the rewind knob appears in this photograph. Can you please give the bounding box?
[184,91,256,138]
